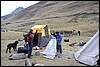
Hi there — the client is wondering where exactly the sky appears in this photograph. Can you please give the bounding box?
[1,1,39,16]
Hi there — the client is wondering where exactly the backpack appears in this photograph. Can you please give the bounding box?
[28,33,33,39]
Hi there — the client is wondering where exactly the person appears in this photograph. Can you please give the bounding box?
[51,31,57,38]
[56,31,62,57]
[27,29,34,58]
[23,34,29,45]
[33,30,39,47]
[78,31,80,36]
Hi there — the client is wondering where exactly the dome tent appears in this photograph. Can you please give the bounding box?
[31,25,51,47]
[74,31,99,66]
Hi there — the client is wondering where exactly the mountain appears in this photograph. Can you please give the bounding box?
[10,7,24,15]
[1,14,11,20]
[3,1,99,22]
[1,7,24,20]
[1,1,99,36]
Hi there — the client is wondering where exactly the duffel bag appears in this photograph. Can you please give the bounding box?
[9,53,26,60]
[17,46,28,54]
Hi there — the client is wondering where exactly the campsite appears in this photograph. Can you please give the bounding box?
[1,1,99,66]
[1,30,99,66]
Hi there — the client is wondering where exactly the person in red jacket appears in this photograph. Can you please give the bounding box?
[27,29,34,58]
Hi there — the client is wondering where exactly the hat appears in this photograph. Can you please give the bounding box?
[29,29,33,33]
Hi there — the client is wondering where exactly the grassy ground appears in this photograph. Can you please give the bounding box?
[1,31,93,66]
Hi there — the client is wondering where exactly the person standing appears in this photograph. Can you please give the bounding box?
[23,34,29,46]
[51,31,57,38]
[33,30,39,47]
[56,31,62,57]
[78,31,80,36]
[27,29,34,58]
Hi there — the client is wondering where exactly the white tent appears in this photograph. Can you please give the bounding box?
[74,31,99,66]
[41,35,57,59]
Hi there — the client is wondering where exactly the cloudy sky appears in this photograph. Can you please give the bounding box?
[1,1,39,16]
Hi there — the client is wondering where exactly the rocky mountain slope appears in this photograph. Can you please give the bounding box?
[2,1,99,22]
[1,7,24,20]
[1,1,99,35]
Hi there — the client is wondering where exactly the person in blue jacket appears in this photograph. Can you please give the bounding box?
[56,31,62,57]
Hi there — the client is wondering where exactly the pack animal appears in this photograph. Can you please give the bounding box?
[6,41,19,53]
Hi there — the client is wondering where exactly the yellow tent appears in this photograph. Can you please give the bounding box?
[31,25,51,36]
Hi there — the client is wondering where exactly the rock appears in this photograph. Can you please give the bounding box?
[58,56,61,58]
[34,63,44,66]
[67,57,70,59]
[31,62,37,66]
[35,51,40,56]
[25,58,32,66]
